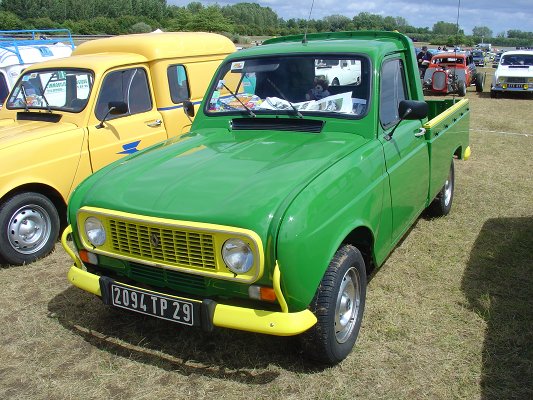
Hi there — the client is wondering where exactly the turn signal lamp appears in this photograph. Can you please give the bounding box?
[249,285,277,302]
[79,249,98,265]
[524,84,529,90]
[502,84,507,89]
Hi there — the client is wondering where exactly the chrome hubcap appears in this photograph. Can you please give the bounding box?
[443,172,453,207]
[7,204,51,255]
[335,267,361,343]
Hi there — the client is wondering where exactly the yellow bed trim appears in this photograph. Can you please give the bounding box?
[424,98,469,129]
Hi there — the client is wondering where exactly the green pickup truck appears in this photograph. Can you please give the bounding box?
[62,31,471,364]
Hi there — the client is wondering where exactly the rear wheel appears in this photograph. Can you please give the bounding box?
[0,192,59,265]
[299,244,367,365]
[427,161,454,217]
[475,73,484,92]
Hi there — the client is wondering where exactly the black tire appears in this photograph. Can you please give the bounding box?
[331,78,340,86]
[300,244,367,365]
[490,90,498,98]
[0,192,60,265]
[427,161,455,217]
[475,73,484,92]
[457,80,467,97]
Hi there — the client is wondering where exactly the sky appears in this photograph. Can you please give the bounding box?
[167,0,533,36]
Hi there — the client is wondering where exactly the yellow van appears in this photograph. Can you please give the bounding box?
[0,32,235,265]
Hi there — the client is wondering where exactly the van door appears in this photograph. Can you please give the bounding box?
[87,67,166,171]
[379,57,430,242]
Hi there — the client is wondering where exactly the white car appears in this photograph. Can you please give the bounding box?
[0,29,74,106]
[491,50,533,98]
[315,59,361,86]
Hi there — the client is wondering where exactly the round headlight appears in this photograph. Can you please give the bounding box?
[222,238,254,274]
[498,76,505,83]
[84,217,106,247]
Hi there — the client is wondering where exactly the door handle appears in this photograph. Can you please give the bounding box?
[146,119,162,127]
[414,127,426,137]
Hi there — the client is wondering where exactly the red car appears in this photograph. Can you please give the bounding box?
[423,52,484,96]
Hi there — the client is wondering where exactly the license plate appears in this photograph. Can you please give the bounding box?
[507,84,524,88]
[110,283,196,326]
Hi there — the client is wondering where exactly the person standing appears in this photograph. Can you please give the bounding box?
[417,46,431,78]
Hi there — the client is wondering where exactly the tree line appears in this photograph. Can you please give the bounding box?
[0,0,531,47]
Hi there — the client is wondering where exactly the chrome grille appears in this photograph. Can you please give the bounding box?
[109,219,216,270]
[506,77,526,83]
[432,70,447,91]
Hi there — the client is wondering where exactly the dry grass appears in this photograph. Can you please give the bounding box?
[1,72,532,399]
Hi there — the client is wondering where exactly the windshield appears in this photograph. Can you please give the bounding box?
[205,55,369,117]
[7,69,94,112]
[500,54,533,66]
[472,51,484,57]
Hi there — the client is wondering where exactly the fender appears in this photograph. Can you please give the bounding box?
[275,139,388,311]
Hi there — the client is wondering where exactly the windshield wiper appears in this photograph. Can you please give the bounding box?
[221,83,256,118]
[39,91,52,113]
[266,78,303,118]
[19,85,30,112]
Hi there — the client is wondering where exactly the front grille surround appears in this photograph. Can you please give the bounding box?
[76,206,264,283]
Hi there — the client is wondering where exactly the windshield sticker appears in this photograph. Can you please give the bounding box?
[57,71,66,79]
[231,61,245,71]
[22,75,30,81]
[212,90,220,100]
[29,73,38,79]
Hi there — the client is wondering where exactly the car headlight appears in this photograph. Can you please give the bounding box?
[222,238,254,274]
[498,76,505,83]
[528,78,533,83]
[84,217,106,246]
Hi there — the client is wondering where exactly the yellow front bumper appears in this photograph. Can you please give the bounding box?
[63,227,317,336]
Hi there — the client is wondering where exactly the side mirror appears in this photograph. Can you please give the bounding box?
[398,100,428,120]
[183,100,195,123]
[384,100,428,141]
[108,101,128,115]
[96,101,128,129]
[183,100,195,118]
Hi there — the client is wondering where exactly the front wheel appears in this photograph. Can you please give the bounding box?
[299,244,367,364]
[457,80,467,96]
[427,161,455,217]
[0,192,60,265]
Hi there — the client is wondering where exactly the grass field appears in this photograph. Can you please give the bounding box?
[1,69,531,400]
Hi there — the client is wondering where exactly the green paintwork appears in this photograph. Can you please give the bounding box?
[67,31,470,313]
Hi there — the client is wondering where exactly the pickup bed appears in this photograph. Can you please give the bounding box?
[62,31,471,364]
[0,32,235,265]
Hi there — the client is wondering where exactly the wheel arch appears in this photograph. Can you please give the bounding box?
[341,225,376,275]
[1,183,67,228]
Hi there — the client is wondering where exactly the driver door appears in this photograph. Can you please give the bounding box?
[379,57,429,242]
[87,66,167,172]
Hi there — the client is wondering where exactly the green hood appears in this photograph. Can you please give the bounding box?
[79,127,369,240]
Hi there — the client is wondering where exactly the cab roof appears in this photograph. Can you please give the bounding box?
[21,32,236,75]
[231,31,412,61]
[72,32,236,60]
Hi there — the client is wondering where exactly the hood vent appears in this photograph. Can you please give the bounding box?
[17,112,62,123]
[231,117,324,134]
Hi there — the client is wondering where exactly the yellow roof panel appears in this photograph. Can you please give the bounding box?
[72,32,236,61]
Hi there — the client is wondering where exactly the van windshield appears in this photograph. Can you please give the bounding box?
[205,55,369,117]
[7,69,94,112]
